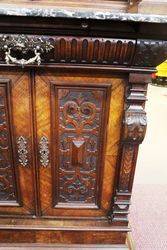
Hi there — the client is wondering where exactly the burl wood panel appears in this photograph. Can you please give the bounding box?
[35,70,125,218]
[0,69,36,216]
[0,229,126,244]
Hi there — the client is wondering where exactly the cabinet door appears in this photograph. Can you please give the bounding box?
[35,70,125,218]
[0,69,36,216]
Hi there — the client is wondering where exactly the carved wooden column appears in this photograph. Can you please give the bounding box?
[109,73,151,223]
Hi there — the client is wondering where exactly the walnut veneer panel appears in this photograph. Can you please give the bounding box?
[0,229,126,244]
[0,69,36,216]
[35,70,125,218]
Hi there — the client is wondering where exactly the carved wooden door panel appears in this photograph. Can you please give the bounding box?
[35,70,125,218]
[0,69,36,216]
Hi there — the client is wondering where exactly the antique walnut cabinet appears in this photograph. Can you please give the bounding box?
[0,0,166,248]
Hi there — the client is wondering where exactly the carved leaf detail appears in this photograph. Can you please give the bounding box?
[119,145,134,191]
[124,105,147,143]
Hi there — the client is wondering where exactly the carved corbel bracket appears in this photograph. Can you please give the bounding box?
[123,103,147,144]
[109,73,150,223]
[123,73,149,144]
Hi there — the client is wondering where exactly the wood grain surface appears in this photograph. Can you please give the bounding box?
[0,69,36,216]
[35,70,125,219]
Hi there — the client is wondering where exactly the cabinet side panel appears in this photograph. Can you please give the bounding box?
[101,80,125,211]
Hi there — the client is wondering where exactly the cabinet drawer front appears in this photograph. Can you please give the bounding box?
[0,69,36,216]
[0,34,135,67]
[36,70,125,218]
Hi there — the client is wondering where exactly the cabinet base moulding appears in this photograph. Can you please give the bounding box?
[0,218,131,246]
[0,243,131,250]
[0,233,134,249]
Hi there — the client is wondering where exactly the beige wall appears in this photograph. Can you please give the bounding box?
[138,0,167,15]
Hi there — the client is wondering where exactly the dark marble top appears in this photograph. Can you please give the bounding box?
[0,4,166,23]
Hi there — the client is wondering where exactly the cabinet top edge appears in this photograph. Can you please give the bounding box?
[0,3,166,24]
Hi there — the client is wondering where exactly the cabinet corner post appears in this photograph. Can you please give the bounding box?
[109,73,151,223]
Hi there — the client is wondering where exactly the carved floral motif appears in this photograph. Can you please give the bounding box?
[124,105,147,143]
[119,145,134,191]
